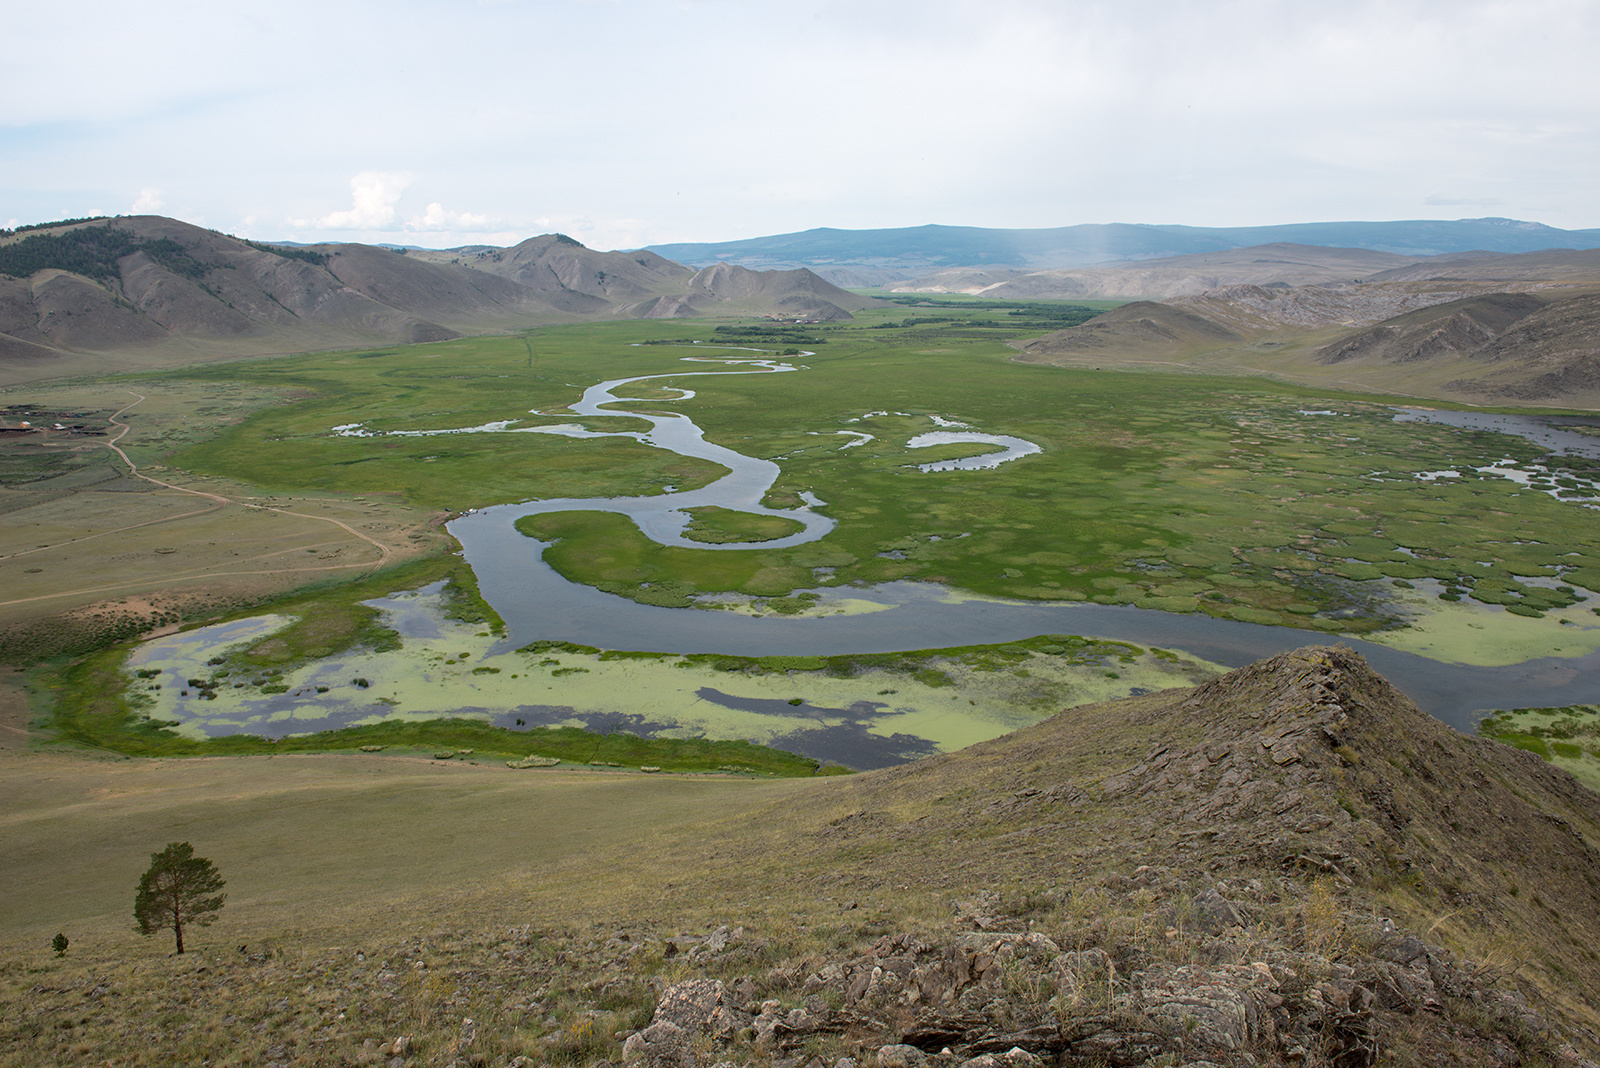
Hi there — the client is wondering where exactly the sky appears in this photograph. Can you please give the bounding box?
[4,0,1597,252]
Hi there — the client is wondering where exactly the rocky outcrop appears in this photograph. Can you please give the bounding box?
[613,899,1595,1068]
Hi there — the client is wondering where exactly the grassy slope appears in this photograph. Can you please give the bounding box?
[0,749,811,941]
[5,646,1600,1066]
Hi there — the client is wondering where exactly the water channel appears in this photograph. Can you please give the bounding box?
[430,356,1600,734]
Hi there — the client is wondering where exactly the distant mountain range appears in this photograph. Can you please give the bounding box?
[6,214,1600,406]
[0,217,876,384]
[647,218,1600,285]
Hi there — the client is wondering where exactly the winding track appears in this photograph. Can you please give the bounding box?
[0,392,396,608]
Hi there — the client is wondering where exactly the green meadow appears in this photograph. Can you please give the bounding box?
[153,310,1600,642]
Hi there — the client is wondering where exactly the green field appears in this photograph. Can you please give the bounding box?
[152,311,1600,642]
[1478,704,1600,791]
[16,307,1600,768]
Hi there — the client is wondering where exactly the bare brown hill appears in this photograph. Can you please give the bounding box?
[1443,292,1600,401]
[0,217,884,385]
[1294,290,1600,403]
[1166,281,1518,333]
[1016,300,1243,360]
[681,262,874,320]
[407,233,695,307]
[909,240,1600,405]
[6,647,1600,1066]
[1015,249,1600,406]
[1314,293,1551,367]
[1368,248,1600,284]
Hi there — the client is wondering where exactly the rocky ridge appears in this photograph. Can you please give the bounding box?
[608,641,1600,1065]
[618,902,1592,1068]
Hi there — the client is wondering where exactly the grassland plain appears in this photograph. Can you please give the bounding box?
[12,308,1600,775]
[150,312,1600,648]
[0,376,451,661]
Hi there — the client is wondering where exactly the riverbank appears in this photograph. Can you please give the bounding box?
[81,583,1223,769]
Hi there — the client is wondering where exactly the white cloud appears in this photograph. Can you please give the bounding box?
[6,1,1598,239]
[408,202,494,232]
[131,188,164,213]
[296,171,411,231]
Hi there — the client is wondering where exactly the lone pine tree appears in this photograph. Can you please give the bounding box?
[134,842,226,954]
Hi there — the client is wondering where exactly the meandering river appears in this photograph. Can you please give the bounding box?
[430,356,1600,732]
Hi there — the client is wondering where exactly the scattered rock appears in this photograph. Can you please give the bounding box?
[506,754,560,769]
[875,1044,926,1068]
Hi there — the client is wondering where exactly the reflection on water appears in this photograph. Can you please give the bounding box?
[128,616,294,672]
[1393,408,1600,458]
[447,382,1600,732]
[692,687,932,768]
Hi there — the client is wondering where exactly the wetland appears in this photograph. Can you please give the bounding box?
[15,309,1600,768]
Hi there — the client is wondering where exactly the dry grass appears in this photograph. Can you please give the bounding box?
[0,749,822,946]
[5,646,1600,1065]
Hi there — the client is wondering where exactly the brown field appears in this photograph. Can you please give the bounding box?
[0,379,448,646]
[0,748,813,953]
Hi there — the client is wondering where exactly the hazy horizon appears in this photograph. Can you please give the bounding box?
[6,0,1597,252]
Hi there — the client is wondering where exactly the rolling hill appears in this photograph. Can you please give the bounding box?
[0,218,876,385]
[1015,246,1600,406]
[8,214,1600,406]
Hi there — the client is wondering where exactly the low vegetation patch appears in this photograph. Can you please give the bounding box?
[19,314,1600,649]
[680,505,805,544]
[41,662,829,774]
[673,634,1146,679]
[26,560,822,775]
[1478,704,1600,791]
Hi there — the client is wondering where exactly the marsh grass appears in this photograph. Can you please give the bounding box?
[29,546,825,774]
[122,317,1600,639]
[681,505,805,544]
[1478,704,1600,791]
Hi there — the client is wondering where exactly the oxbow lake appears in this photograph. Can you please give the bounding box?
[133,359,1600,759]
